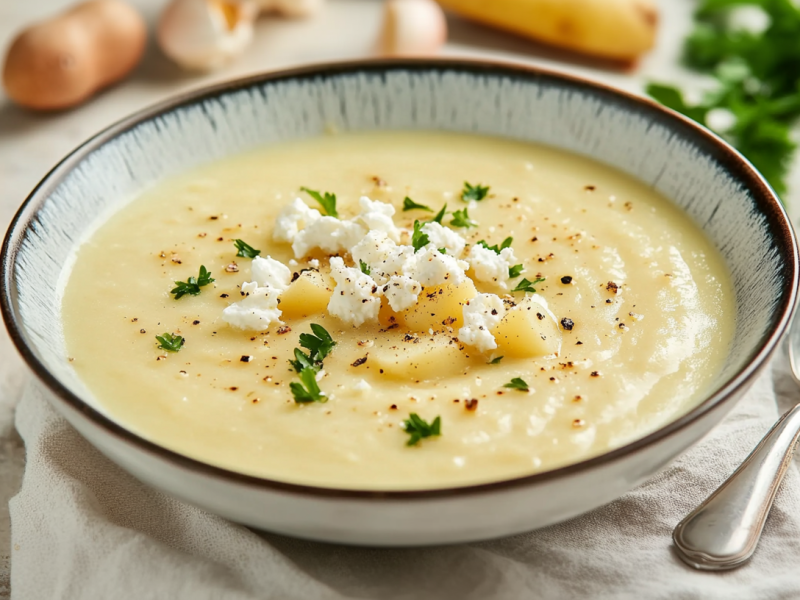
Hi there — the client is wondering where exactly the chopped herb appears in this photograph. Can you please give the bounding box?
[233,239,261,259]
[299,323,336,362]
[450,208,477,229]
[402,197,433,212]
[402,413,442,446]
[290,367,327,403]
[438,248,447,254]
[359,260,371,276]
[489,356,504,365]
[430,203,447,225]
[289,348,317,373]
[477,237,513,254]
[461,182,490,202]
[508,264,525,278]
[511,277,546,294]
[156,332,184,352]
[411,220,430,252]
[504,377,530,392]
[301,187,338,217]
[170,265,215,299]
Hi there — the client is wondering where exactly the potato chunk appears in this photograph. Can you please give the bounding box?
[402,280,477,332]
[371,333,471,380]
[279,270,333,319]
[494,296,562,357]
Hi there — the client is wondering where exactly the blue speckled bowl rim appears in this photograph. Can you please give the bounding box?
[2,58,798,500]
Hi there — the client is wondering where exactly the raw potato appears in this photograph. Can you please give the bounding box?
[370,333,471,380]
[402,279,477,332]
[493,296,562,358]
[436,0,658,61]
[2,0,146,110]
[279,270,333,319]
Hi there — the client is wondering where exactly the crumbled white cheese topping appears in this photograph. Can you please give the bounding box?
[353,379,371,393]
[421,221,466,257]
[222,281,282,331]
[407,245,468,287]
[251,255,292,292]
[356,197,402,243]
[467,244,518,290]
[292,216,367,259]
[382,275,421,312]
[272,198,321,243]
[327,256,382,326]
[351,231,415,285]
[458,293,507,353]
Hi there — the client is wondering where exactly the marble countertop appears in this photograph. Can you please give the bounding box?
[0,0,796,596]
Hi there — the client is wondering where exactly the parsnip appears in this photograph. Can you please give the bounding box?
[436,0,658,61]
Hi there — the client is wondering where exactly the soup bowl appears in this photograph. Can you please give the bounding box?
[2,59,797,546]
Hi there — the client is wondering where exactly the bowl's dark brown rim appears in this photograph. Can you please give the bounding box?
[2,58,798,501]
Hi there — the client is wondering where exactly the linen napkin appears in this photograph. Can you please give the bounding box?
[10,354,800,600]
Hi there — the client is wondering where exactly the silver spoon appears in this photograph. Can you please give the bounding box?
[672,327,800,570]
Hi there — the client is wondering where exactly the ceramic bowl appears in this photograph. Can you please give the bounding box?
[2,59,797,546]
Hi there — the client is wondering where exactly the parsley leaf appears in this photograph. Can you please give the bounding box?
[461,182,490,202]
[402,197,433,212]
[299,323,336,362]
[402,413,442,446]
[359,260,371,275]
[155,332,184,352]
[489,356,504,365]
[511,277,546,294]
[289,348,317,373]
[438,248,447,254]
[429,203,447,225]
[476,237,513,254]
[504,377,530,392]
[233,239,261,259]
[290,367,327,403]
[411,220,430,252]
[170,265,215,299]
[450,208,477,229]
[301,187,338,217]
[508,264,525,278]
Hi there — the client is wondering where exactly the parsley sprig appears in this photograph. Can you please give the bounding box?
[508,264,525,278]
[290,368,327,403]
[504,377,530,392]
[289,324,337,373]
[411,220,430,252]
[156,332,184,352]
[450,208,477,229]
[647,0,800,195]
[429,204,447,225]
[170,266,215,299]
[461,182,490,202]
[233,239,261,259]
[511,277,546,294]
[477,237,513,254]
[402,197,433,212]
[402,413,442,446]
[489,356,504,365]
[301,187,338,217]
[359,260,371,275]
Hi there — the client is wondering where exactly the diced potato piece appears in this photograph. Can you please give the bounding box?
[371,333,471,380]
[494,297,562,357]
[402,280,477,332]
[279,270,333,319]
[379,297,405,328]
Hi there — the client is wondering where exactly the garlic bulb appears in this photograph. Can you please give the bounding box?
[379,0,447,56]
[256,0,325,18]
[158,0,258,71]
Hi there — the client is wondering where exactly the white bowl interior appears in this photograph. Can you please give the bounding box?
[8,65,788,424]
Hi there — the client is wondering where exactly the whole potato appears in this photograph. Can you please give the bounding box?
[2,0,147,111]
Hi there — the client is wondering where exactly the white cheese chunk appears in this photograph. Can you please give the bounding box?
[356,197,402,243]
[272,198,321,243]
[467,244,519,290]
[407,245,468,287]
[251,255,292,292]
[382,275,421,312]
[292,216,367,258]
[458,293,507,353]
[421,221,466,257]
[350,230,415,285]
[222,281,282,331]
[327,256,382,326]
[353,379,371,393]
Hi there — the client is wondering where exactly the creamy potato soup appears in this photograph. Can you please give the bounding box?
[62,131,734,490]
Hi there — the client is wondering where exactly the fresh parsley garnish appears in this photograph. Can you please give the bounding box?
[504,377,529,391]
[301,187,338,217]
[511,277,546,294]
[156,332,184,352]
[489,356,504,365]
[402,413,442,446]
[461,182,490,202]
[299,324,336,362]
[402,197,433,212]
[450,208,477,229]
[508,264,525,278]
[438,248,447,254]
[646,0,800,195]
[477,237,513,254]
[290,367,327,403]
[289,348,317,373]
[170,265,215,299]
[411,220,430,252]
[359,260,371,275]
[233,239,261,259]
[430,203,447,225]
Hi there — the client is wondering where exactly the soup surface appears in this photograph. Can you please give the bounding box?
[62,131,734,490]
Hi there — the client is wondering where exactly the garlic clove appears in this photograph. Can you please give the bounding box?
[379,0,447,57]
[157,0,258,71]
[256,0,325,18]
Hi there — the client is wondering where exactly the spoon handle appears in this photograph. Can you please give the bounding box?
[673,403,800,570]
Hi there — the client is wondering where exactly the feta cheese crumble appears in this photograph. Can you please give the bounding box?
[327,256,382,326]
[292,216,366,259]
[251,255,292,292]
[272,198,321,244]
[467,244,519,290]
[458,293,507,353]
[355,197,402,243]
[382,275,421,312]
[407,246,468,287]
[222,281,282,330]
[421,221,466,257]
